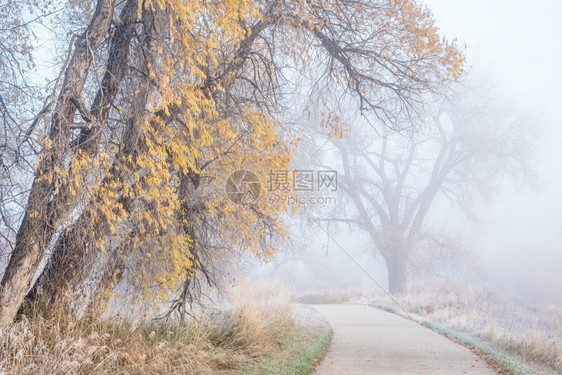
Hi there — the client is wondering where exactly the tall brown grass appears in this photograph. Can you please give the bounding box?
[225,282,294,358]
[0,282,297,374]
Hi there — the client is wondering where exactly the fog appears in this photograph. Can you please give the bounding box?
[251,0,562,306]
[426,0,562,303]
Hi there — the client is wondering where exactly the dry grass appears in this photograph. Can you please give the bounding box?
[225,282,295,358]
[294,288,358,305]
[0,282,313,375]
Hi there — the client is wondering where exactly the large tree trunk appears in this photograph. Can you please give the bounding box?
[0,0,115,329]
[26,0,140,311]
[82,245,128,319]
[385,254,407,295]
[28,12,269,316]
[373,227,411,295]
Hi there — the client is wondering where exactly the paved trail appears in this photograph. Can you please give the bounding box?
[311,304,495,375]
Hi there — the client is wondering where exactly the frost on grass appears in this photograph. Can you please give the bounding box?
[0,283,305,375]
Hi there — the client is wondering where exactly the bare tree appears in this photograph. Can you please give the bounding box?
[313,81,533,294]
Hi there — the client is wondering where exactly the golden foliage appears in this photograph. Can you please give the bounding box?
[30,0,465,308]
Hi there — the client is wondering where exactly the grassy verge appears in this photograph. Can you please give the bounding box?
[239,327,332,375]
[420,320,546,375]
[0,283,331,375]
[369,303,398,314]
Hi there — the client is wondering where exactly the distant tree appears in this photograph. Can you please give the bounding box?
[313,82,533,294]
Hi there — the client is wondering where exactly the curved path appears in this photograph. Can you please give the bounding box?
[311,304,495,375]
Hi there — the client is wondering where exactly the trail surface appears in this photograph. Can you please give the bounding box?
[311,304,495,375]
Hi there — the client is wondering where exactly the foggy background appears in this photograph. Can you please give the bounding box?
[252,0,562,305]
[426,0,562,302]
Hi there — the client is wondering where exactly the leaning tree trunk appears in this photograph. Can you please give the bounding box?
[26,0,141,311]
[0,0,115,328]
[29,12,269,316]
